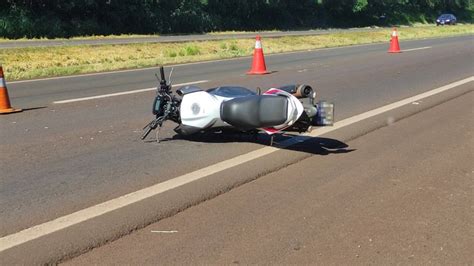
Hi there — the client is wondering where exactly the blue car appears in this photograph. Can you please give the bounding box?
[436,14,457,25]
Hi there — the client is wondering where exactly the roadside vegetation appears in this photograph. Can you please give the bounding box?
[1,24,473,81]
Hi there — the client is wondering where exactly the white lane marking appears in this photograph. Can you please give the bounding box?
[305,76,473,138]
[151,230,178,233]
[403,46,432,52]
[0,76,472,252]
[53,80,209,104]
[9,67,168,84]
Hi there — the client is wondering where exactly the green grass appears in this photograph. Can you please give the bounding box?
[1,24,472,81]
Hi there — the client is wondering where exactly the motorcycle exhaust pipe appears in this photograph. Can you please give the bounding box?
[277,84,314,99]
[294,84,314,98]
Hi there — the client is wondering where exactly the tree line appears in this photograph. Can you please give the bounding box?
[1,0,472,39]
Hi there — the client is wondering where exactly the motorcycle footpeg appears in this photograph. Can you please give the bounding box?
[315,101,335,126]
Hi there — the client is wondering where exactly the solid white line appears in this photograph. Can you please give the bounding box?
[403,46,432,52]
[0,76,472,252]
[53,80,209,104]
[305,76,473,138]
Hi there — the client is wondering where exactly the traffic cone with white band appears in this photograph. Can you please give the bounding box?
[247,35,270,75]
[0,66,22,114]
[388,28,401,53]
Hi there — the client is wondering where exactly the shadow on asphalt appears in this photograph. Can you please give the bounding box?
[154,131,355,156]
[18,106,48,112]
[279,135,356,156]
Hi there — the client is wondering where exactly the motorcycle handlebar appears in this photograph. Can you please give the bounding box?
[141,117,162,140]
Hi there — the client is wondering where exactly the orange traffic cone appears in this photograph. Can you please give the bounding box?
[0,66,22,114]
[388,28,401,53]
[247,35,270,75]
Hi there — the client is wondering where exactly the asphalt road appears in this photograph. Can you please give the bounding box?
[1,28,382,49]
[66,85,474,265]
[1,35,473,263]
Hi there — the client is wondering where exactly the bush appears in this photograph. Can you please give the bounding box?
[184,45,200,56]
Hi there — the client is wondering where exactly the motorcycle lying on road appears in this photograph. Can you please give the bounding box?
[141,66,334,143]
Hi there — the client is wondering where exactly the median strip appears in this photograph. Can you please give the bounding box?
[2,25,473,81]
[1,75,471,252]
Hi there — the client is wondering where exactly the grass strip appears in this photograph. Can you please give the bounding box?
[0,34,160,42]
[1,24,473,81]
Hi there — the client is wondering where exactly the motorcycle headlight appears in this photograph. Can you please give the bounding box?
[152,96,163,115]
[436,19,440,22]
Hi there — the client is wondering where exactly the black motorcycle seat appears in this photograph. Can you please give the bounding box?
[221,95,288,129]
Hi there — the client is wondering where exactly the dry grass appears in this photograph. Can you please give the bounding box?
[0,34,159,42]
[1,24,472,80]
[208,29,280,35]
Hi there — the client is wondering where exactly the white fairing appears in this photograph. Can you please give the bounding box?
[180,89,304,134]
[180,91,228,128]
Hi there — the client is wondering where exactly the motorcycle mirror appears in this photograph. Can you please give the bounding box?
[159,66,165,81]
[157,66,170,92]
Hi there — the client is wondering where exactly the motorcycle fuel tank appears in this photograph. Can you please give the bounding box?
[180,91,228,129]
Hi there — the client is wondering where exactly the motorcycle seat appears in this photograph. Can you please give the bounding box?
[221,95,288,129]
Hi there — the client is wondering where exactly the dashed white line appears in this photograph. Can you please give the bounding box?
[53,80,209,104]
[0,76,472,252]
[403,46,432,52]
